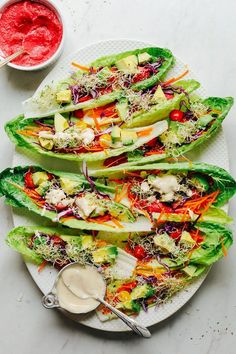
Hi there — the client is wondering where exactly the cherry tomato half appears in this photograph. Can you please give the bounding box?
[169,109,184,122]
[133,245,147,260]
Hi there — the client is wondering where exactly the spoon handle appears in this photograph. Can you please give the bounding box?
[0,48,24,68]
[97,297,151,338]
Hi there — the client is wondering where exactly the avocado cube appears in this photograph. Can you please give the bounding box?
[115,55,138,74]
[153,233,176,254]
[54,113,69,133]
[151,85,167,104]
[180,231,196,246]
[111,126,121,143]
[92,246,118,264]
[138,52,152,64]
[59,177,82,195]
[36,180,51,196]
[56,90,72,104]
[131,284,154,300]
[116,99,129,121]
[81,236,94,250]
[197,114,214,129]
[32,171,49,186]
[121,130,138,146]
[38,137,54,150]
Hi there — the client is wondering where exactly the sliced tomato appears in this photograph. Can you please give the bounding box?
[146,137,158,148]
[169,109,185,122]
[55,203,67,211]
[24,170,35,189]
[132,67,151,83]
[165,93,174,100]
[74,109,84,118]
[78,95,92,103]
[51,235,65,245]
[146,202,173,213]
[117,281,138,293]
[170,230,182,239]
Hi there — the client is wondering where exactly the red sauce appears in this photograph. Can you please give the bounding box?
[0,0,63,66]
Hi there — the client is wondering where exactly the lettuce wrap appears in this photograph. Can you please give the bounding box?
[103,96,234,167]
[23,47,174,119]
[0,163,235,231]
[92,161,236,224]
[6,221,233,318]
[6,80,199,163]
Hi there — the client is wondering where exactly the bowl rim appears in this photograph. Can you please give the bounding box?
[0,0,65,71]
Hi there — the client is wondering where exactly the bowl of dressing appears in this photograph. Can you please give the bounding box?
[0,0,65,71]
[42,263,106,314]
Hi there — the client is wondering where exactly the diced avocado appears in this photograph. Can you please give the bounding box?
[56,89,72,104]
[138,52,152,64]
[32,172,49,186]
[151,85,167,104]
[197,114,214,129]
[131,284,155,300]
[180,231,196,246]
[36,180,51,196]
[111,126,121,143]
[54,113,69,133]
[182,264,198,277]
[90,205,106,217]
[38,137,54,150]
[116,99,129,121]
[121,130,138,146]
[81,236,94,250]
[153,233,176,254]
[115,55,138,74]
[59,177,82,195]
[116,300,141,313]
[108,202,135,222]
[190,174,210,192]
[92,245,118,264]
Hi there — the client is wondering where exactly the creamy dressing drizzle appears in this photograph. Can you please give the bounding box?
[56,264,106,314]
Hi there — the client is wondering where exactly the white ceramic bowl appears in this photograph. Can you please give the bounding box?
[0,0,65,71]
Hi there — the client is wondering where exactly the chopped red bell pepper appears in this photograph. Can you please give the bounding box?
[24,170,35,189]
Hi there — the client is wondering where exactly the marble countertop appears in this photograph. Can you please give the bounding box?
[0,0,236,353]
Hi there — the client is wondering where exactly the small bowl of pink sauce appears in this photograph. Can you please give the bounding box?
[0,0,65,71]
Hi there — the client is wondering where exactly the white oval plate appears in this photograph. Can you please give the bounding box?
[12,39,229,332]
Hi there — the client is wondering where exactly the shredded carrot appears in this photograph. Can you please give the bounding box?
[115,184,127,203]
[71,62,90,71]
[162,69,189,86]
[137,127,153,137]
[145,150,164,156]
[38,260,47,273]
[111,218,124,228]
[17,130,38,137]
[91,114,101,130]
[221,242,228,257]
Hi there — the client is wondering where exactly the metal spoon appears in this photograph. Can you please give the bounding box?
[42,263,151,338]
[0,48,24,68]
